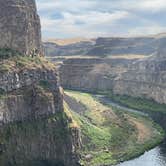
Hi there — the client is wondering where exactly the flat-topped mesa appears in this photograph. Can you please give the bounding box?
[0,0,42,56]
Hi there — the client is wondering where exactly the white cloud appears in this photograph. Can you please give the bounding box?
[99,0,166,13]
[134,0,166,12]
[128,25,166,36]
[36,0,166,38]
[40,11,130,38]
[37,0,96,13]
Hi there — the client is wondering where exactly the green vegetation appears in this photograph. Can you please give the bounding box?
[105,92,166,113]
[0,55,56,73]
[0,48,20,59]
[0,111,70,166]
[39,80,52,90]
[65,90,164,166]
[0,88,6,99]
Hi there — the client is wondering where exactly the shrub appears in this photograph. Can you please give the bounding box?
[0,48,20,59]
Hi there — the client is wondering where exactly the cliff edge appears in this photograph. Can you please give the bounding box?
[0,1,80,165]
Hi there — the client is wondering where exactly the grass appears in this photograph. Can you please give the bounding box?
[0,55,56,73]
[65,90,165,166]
[105,91,166,113]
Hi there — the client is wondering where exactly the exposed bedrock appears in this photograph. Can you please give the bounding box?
[114,47,166,104]
[44,33,166,57]
[60,44,166,104]
[60,58,136,91]
[0,0,42,55]
[0,0,81,165]
[0,59,80,165]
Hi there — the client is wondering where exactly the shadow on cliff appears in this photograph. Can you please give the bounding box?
[28,160,65,166]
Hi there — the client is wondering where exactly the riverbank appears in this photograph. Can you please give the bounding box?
[100,91,166,114]
[64,90,164,166]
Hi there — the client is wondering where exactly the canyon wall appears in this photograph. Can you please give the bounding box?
[60,58,136,91]
[113,38,166,104]
[60,55,166,104]
[0,0,42,55]
[59,36,166,104]
[0,58,80,166]
[0,0,80,165]
[87,37,160,56]
[44,41,94,57]
[44,34,166,57]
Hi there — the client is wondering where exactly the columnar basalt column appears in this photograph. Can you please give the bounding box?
[0,0,43,56]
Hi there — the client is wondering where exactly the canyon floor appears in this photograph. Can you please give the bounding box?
[64,90,164,166]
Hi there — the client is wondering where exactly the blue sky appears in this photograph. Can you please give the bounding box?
[36,0,166,39]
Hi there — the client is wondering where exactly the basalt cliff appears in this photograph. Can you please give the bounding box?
[0,57,81,166]
[0,0,42,56]
[60,57,136,91]
[114,38,166,104]
[0,1,80,165]
[44,34,166,57]
[59,36,166,104]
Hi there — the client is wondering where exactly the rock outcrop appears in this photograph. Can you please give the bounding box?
[0,0,81,165]
[0,0,42,56]
[59,36,166,104]
[44,41,94,57]
[114,38,166,104]
[60,54,166,104]
[60,57,136,91]
[87,36,162,56]
[44,34,166,57]
[0,57,80,166]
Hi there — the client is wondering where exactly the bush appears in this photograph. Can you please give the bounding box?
[0,48,20,59]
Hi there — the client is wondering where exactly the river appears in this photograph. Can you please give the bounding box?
[94,95,166,166]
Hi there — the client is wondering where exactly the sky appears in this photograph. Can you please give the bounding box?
[36,0,166,39]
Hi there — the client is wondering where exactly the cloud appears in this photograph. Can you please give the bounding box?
[40,10,130,38]
[96,0,166,13]
[36,0,166,39]
[131,0,166,12]
[37,0,96,13]
[128,25,166,36]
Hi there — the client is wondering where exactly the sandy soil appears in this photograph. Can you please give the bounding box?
[129,117,151,143]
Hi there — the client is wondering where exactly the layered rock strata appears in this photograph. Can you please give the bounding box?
[114,52,166,104]
[60,58,136,91]
[0,58,80,166]
[0,0,42,55]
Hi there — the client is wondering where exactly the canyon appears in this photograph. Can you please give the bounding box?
[0,0,166,166]
[44,33,166,57]
[57,35,166,104]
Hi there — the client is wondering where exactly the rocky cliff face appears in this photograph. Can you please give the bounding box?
[60,58,136,91]
[44,34,166,57]
[60,55,166,104]
[0,57,80,166]
[44,41,94,57]
[87,37,160,56]
[0,0,81,164]
[0,63,61,124]
[0,0,42,55]
[113,38,166,104]
[59,36,166,104]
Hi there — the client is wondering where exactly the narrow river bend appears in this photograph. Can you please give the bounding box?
[95,95,166,166]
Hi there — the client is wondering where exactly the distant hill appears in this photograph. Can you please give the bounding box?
[43,39,95,57]
[43,33,166,57]
[43,37,94,46]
